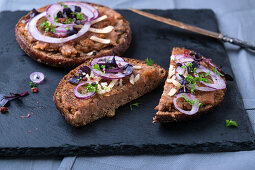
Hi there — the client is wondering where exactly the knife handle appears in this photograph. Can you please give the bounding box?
[219,34,255,50]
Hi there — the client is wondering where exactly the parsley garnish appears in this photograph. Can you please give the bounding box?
[226,120,238,127]
[84,83,98,93]
[185,72,211,94]
[71,12,85,20]
[181,62,193,69]
[205,71,210,77]
[29,82,37,88]
[51,24,56,33]
[129,102,140,111]
[145,58,154,66]
[214,67,224,76]
[174,58,177,62]
[40,19,56,33]
[182,94,203,107]
[64,18,74,24]
[92,64,101,71]
[54,16,60,23]
[66,27,70,31]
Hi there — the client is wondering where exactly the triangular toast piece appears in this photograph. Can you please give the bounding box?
[54,57,167,127]
[154,47,227,123]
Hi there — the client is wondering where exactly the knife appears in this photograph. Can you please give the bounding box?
[129,8,255,50]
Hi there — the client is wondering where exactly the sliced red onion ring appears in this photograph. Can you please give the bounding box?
[28,11,91,43]
[90,56,132,80]
[73,81,96,99]
[196,66,226,89]
[81,2,99,21]
[30,72,45,84]
[178,57,194,63]
[175,66,186,80]
[173,93,199,115]
[46,2,94,27]
[174,54,184,61]
[187,84,216,91]
[90,56,124,67]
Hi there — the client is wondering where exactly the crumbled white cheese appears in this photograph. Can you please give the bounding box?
[21,20,26,24]
[87,51,94,56]
[86,74,90,81]
[167,75,176,83]
[91,15,107,25]
[133,65,142,69]
[130,74,135,85]
[119,79,123,86]
[101,82,108,87]
[168,88,177,96]
[134,74,140,83]
[168,64,175,78]
[89,26,114,33]
[25,23,28,31]
[170,55,175,61]
[90,36,111,44]
[172,79,181,88]
[90,71,95,78]
[108,79,118,89]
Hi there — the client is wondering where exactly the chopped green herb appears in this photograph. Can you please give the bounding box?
[66,27,70,31]
[51,24,56,33]
[64,18,74,24]
[54,16,60,23]
[84,83,98,93]
[40,19,56,33]
[181,62,193,69]
[145,58,154,66]
[174,58,177,62]
[226,120,238,127]
[130,102,140,111]
[92,64,101,72]
[205,71,210,77]
[182,94,203,107]
[29,82,37,88]
[214,67,224,76]
[71,12,85,20]
[78,90,82,94]
[48,14,51,17]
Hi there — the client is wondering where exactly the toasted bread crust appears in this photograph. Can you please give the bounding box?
[15,2,132,68]
[153,47,226,123]
[54,58,167,127]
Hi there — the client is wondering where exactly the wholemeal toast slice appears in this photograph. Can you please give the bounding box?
[154,47,227,123]
[16,2,131,68]
[54,56,167,127]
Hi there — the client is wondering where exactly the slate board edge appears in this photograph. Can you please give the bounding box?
[0,9,255,157]
[1,140,255,157]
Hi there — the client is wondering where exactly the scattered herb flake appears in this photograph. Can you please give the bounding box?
[145,58,154,66]
[226,120,238,127]
[214,67,224,76]
[182,94,203,107]
[129,102,140,111]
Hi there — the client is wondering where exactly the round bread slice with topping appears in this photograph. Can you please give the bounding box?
[16,1,132,68]
[154,47,233,123]
[54,56,167,127]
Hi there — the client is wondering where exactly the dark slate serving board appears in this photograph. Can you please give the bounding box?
[0,9,254,156]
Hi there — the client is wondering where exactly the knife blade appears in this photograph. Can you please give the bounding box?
[129,8,255,50]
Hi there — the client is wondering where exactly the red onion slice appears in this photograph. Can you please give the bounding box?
[90,56,132,80]
[173,93,199,115]
[28,11,91,43]
[178,57,194,63]
[73,81,96,99]
[90,56,124,67]
[187,84,216,91]
[46,2,95,27]
[30,72,45,84]
[175,66,186,80]
[196,66,226,89]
